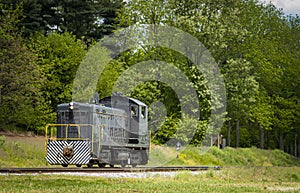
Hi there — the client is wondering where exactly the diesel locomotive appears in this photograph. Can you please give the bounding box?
[45,95,149,167]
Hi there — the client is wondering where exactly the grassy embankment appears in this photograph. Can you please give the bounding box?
[0,134,299,167]
[1,134,300,192]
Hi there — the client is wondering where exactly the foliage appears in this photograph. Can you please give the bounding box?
[151,116,179,145]
[114,0,300,151]
[0,0,299,154]
[27,32,86,111]
[1,0,123,41]
[116,1,223,145]
[0,135,5,147]
[0,3,47,133]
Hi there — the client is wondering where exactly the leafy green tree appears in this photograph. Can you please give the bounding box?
[0,3,47,133]
[0,0,49,36]
[272,96,297,150]
[28,32,86,111]
[249,93,273,149]
[222,59,258,147]
[117,0,220,145]
[49,0,123,40]
[2,0,123,41]
[242,5,300,151]
[115,0,300,152]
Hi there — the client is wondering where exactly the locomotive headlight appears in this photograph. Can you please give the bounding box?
[69,101,74,110]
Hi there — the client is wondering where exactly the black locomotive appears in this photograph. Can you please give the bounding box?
[45,95,149,167]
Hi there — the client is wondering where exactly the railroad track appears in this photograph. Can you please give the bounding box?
[0,166,220,174]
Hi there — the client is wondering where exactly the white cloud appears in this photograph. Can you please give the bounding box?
[267,0,300,14]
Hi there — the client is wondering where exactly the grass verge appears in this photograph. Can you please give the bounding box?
[148,145,300,167]
[0,167,300,192]
[0,134,299,167]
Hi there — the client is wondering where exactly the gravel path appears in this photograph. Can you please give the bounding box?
[47,171,208,178]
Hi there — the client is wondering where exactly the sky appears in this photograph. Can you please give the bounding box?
[266,0,300,15]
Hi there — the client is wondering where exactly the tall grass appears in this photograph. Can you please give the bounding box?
[149,146,300,167]
[0,135,47,167]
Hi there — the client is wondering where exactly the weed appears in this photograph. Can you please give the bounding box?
[286,173,300,181]
[206,170,214,178]
[0,135,5,147]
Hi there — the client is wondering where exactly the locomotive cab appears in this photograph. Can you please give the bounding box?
[99,96,148,144]
[128,98,148,144]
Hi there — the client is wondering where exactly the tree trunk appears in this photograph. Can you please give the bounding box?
[235,119,239,148]
[279,132,284,151]
[227,120,231,147]
[259,126,264,149]
[267,130,270,149]
[297,140,300,157]
[295,134,298,157]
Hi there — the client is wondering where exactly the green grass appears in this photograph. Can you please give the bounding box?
[148,145,300,167]
[1,167,300,192]
[0,135,47,167]
[0,134,299,167]
[1,135,300,192]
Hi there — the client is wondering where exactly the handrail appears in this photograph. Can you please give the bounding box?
[45,124,94,139]
[45,124,94,152]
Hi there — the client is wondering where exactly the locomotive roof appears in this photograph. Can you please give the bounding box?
[57,102,126,114]
[57,96,147,112]
[128,97,147,107]
[99,96,147,107]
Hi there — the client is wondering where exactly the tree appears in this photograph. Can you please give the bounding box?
[222,59,258,148]
[116,0,227,145]
[28,32,86,111]
[49,0,123,40]
[99,0,300,152]
[2,0,123,41]
[0,3,47,132]
[0,0,49,36]
[272,96,296,150]
[249,93,273,149]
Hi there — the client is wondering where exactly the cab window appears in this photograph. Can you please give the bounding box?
[130,105,138,117]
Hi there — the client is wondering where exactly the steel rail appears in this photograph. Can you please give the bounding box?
[0,166,220,174]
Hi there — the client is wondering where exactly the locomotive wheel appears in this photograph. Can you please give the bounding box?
[76,164,82,168]
[98,163,106,168]
[132,164,137,168]
[120,162,126,168]
[109,164,114,168]
[87,163,93,168]
[62,164,68,168]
